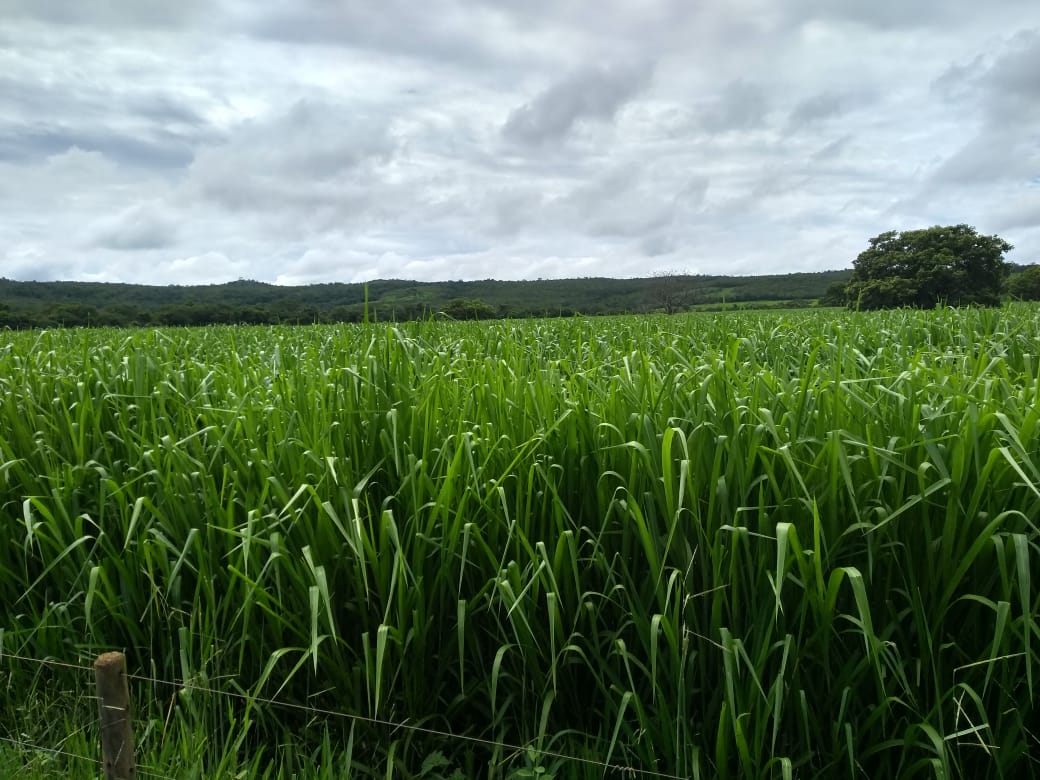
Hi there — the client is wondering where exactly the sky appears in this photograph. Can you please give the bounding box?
[0,1,1037,286]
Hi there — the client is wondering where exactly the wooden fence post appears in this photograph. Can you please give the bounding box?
[95,651,137,780]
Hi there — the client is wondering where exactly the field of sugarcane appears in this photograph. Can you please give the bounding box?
[1,306,1039,779]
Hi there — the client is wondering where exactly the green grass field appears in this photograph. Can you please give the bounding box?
[1,307,1038,778]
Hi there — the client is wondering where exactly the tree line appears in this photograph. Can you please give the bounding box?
[3,230,1036,329]
[0,271,850,328]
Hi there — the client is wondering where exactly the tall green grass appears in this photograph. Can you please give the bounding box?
[1,306,1038,778]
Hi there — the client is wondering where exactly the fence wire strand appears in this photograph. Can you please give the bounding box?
[0,733,170,779]
[0,733,100,768]
[1,651,688,780]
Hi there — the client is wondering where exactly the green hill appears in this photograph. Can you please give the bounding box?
[0,270,853,327]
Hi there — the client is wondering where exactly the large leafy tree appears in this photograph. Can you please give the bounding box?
[844,225,1012,310]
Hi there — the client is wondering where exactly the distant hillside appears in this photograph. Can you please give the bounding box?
[0,270,853,327]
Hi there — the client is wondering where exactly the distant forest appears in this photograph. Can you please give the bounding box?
[2,269,853,328]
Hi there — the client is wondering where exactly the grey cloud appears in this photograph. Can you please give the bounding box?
[266,100,396,178]
[128,94,212,127]
[812,135,852,160]
[0,76,211,132]
[188,100,396,220]
[0,126,196,168]
[1,0,206,27]
[788,0,942,28]
[990,190,1040,233]
[676,176,710,210]
[242,0,513,71]
[0,147,120,196]
[502,61,654,146]
[934,30,1040,120]
[640,233,677,257]
[932,54,987,101]
[87,202,180,250]
[0,73,216,135]
[981,30,1040,120]
[932,129,1037,185]
[243,0,684,76]
[559,165,707,241]
[489,188,547,236]
[698,80,768,134]
[248,2,442,48]
[0,251,71,282]
[785,0,1031,30]
[788,91,858,127]
[0,71,220,170]
[585,198,673,240]
[928,32,1040,189]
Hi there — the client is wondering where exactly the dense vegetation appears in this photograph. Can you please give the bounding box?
[1009,265,1040,301]
[0,271,851,327]
[839,225,1013,310]
[2,306,1039,778]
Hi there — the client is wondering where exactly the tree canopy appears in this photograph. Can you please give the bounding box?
[1008,265,1040,301]
[844,225,1011,310]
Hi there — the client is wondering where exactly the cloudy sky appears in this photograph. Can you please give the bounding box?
[1,1,1037,285]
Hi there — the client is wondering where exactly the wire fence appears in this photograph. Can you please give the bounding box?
[0,650,689,780]
[0,733,171,780]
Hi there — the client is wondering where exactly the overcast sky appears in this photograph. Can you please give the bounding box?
[1,1,1037,285]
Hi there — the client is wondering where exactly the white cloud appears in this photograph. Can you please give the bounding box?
[162,252,249,285]
[0,1,1037,284]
